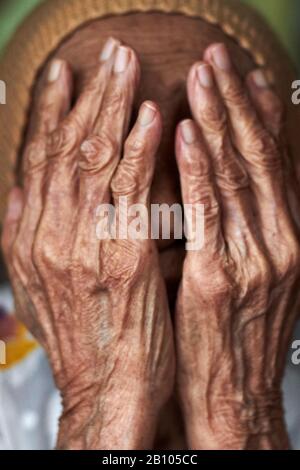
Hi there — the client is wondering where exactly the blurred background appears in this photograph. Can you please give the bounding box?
[0,0,299,66]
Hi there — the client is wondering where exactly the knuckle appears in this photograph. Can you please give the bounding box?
[275,239,300,280]
[224,82,249,108]
[216,152,249,192]
[201,106,227,134]
[124,137,146,159]
[32,236,58,274]
[111,164,138,196]
[99,240,145,288]
[79,133,118,172]
[182,145,211,178]
[243,128,281,169]
[104,88,125,116]
[253,129,276,153]
[248,258,272,290]
[191,267,232,302]
[47,121,79,158]
[23,137,46,173]
[233,255,272,307]
[187,183,219,216]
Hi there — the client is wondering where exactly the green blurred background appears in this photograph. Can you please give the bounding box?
[0,0,299,66]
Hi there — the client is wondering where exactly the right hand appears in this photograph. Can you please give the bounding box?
[2,38,175,450]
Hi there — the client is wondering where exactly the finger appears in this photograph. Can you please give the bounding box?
[245,70,295,231]
[23,58,73,176]
[67,37,121,139]
[45,38,120,165]
[175,119,223,255]
[94,45,140,134]
[111,102,162,241]
[74,46,140,258]
[1,188,24,263]
[17,60,75,279]
[204,43,289,226]
[204,43,281,172]
[78,101,160,249]
[112,101,161,204]
[42,39,122,233]
[246,69,284,138]
[187,62,255,244]
[44,38,120,176]
[79,45,140,203]
[40,59,73,133]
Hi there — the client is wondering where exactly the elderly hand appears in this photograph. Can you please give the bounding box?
[175,43,300,450]
[1,38,174,450]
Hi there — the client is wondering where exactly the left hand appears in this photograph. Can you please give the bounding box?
[175,43,300,450]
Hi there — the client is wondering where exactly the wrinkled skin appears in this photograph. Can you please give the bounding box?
[2,40,175,450]
[176,44,300,449]
[2,19,300,450]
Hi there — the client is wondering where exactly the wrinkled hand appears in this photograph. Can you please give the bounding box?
[175,43,300,450]
[2,38,174,450]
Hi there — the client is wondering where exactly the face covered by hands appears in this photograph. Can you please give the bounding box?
[1,22,300,451]
[1,38,175,450]
[175,43,300,450]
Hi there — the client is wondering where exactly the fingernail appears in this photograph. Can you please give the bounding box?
[211,44,231,71]
[181,120,197,144]
[114,46,130,73]
[251,69,269,88]
[197,64,214,88]
[7,189,23,221]
[138,102,156,126]
[48,59,63,82]
[100,37,119,61]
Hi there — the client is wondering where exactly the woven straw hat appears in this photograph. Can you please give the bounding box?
[0,0,297,224]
